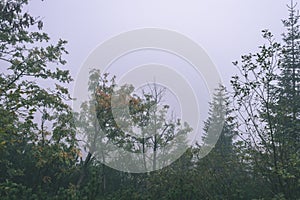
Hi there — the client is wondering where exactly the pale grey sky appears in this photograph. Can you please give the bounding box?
[19,1,297,166]
[20,0,297,171]
[27,0,291,85]
[26,0,296,146]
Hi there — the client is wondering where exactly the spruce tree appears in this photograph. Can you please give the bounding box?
[196,85,241,199]
[272,1,300,198]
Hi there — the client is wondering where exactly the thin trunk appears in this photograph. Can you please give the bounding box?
[76,152,92,188]
[153,134,157,171]
[142,127,147,171]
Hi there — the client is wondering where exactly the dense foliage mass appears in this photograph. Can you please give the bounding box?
[0,0,299,199]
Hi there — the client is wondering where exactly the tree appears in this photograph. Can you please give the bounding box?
[278,0,300,121]
[230,1,300,198]
[78,69,192,173]
[128,84,191,171]
[0,0,79,198]
[75,69,193,198]
[194,85,247,199]
[201,85,235,152]
[271,1,300,197]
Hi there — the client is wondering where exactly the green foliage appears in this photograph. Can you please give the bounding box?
[77,69,192,173]
[230,1,300,199]
[1,1,299,199]
[0,0,80,198]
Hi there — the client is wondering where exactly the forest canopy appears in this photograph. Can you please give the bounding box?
[0,0,299,199]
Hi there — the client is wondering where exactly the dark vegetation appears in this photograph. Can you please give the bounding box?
[0,0,299,199]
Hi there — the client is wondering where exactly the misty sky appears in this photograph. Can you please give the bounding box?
[27,0,291,85]
[26,0,296,143]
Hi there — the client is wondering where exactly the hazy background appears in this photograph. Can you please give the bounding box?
[25,0,293,144]
[27,0,289,86]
